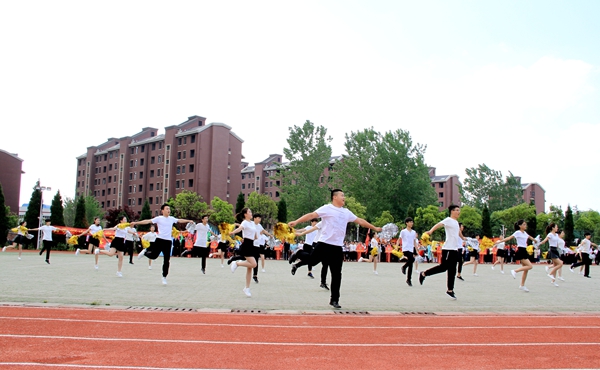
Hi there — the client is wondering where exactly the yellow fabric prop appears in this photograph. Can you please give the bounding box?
[480,236,494,252]
[141,240,150,249]
[218,223,236,244]
[274,223,296,243]
[370,247,378,256]
[11,226,28,234]
[420,233,431,246]
[172,227,180,238]
[117,222,130,229]
[92,230,104,240]
[67,235,80,245]
[526,245,534,255]
[391,249,403,258]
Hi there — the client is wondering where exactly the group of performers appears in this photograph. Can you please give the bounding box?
[2,194,598,308]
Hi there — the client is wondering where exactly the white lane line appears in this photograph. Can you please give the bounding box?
[0,363,244,370]
[0,334,598,347]
[0,316,598,330]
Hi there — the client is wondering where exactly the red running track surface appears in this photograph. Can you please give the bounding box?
[0,306,598,370]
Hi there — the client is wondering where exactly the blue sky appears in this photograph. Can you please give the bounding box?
[1,0,599,213]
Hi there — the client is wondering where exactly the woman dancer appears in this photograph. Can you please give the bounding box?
[491,232,506,274]
[29,219,67,264]
[142,224,157,269]
[229,208,258,297]
[124,224,138,265]
[251,213,272,282]
[96,216,130,277]
[3,221,28,259]
[75,217,109,259]
[494,220,536,292]
[358,233,379,275]
[463,235,480,276]
[538,223,563,286]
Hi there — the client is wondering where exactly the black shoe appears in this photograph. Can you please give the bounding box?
[406,280,412,287]
[320,283,329,290]
[584,275,591,278]
[45,260,50,264]
[227,258,233,265]
[446,291,457,300]
[419,272,426,285]
[329,301,342,309]
[457,276,464,281]
[201,268,205,274]
[291,265,297,276]
[401,265,407,275]
[129,261,134,265]
[253,276,259,283]
[288,254,296,264]
[39,251,43,256]
[308,272,314,279]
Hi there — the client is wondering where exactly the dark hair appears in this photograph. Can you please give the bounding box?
[584,232,591,237]
[160,203,169,210]
[19,221,26,226]
[405,217,413,223]
[235,208,250,223]
[253,213,262,219]
[201,214,209,219]
[514,219,526,231]
[331,188,343,201]
[545,223,556,234]
[44,219,51,223]
[557,229,563,234]
[448,204,460,213]
[458,222,463,227]
[310,218,319,223]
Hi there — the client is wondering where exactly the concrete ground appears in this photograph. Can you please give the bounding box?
[1,250,599,314]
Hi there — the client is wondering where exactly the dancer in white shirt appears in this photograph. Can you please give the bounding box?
[538,223,563,286]
[96,216,132,277]
[3,221,29,260]
[75,217,109,257]
[142,225,157,269]
[571,232,597,278]
[29,219,67,264]
[491,231,506,274]
[463,235,481,276]
[229,208,258,296]
[358,233,380,275]
[494,220,536,292]
[399,217,419,286]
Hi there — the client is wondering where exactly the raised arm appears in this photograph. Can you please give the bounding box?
[295,225,319,237]
[425,221,444,236]
[288,212,319,228]
[354,217,381,232]
[495,234,515,244]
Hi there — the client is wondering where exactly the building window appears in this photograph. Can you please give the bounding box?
[140,158,144,166]
[180,180,184,189]
[178,138,182,146]
[130,148,134,155]
[109,153,113,159]
[158,155,162,163]
[439,183,444,188]
[152,143,156,151]
[439,192,444,198]
[159,142,162,149]
[108,177,111,183]
[101,202,105,208]
[102,190,105,196]
[188,179,193,187]
[265,181,268,188]
[176,181,180,189]
[139,185,143,192]
[242,174,245,180]
[242,184,245,189]
[149,197,153,204]
[439,202,444,207]
[151,157,155,164]
[189,164,194,173]
[177,152,181,160]
[177,166,181,175]
[183,151,186,159]
[141,145,145,153]
[183,137,187,145]
[140,172,144,179]
[150,184,154,191]
[129,186,132,193]
[138,198,142,206]
[130,160,134,167]
[191,135,195,143]
[129,173,133,180]
[150,170,154,178]
[276,191,280,197]
[182,165,185,174]
[109,164,112,171]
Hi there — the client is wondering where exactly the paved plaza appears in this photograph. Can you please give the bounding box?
[1,251,599,314]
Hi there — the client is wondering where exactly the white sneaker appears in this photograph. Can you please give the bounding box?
[569,267,574,273]
[18,257,21,260]
[75,249,80,256]
[558,276,565,281]
[473,273,478,277]
[94,265,99,270]
[94,248,99,255]
[137,249,146,260]
[551,281,559,287]
[358,257,364,262]
[116,271,123,277]
[415,270,420,274]
[501,270,505,274]
[261,269,265,273]
[579,271,583,275]
[221,264,224,268]
[148,266,152,270]
[491,265,495,270]
[162,277,167,285]
[547,274,556,280]
[519,285,529,292]
[511,270,517,279]
[374,271,378,275]
[209,253,213,258]
[243,287,251,297]
[545,266,549,273]
[231,261,238,273]
[1,247,6,252]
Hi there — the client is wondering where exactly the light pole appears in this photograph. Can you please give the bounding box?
[35,180,51,250]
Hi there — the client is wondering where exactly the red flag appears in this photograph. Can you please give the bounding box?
[364,229,371,247]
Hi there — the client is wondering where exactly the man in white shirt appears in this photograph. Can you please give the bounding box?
[571,232,597,278]
[399,217,419,286]
[289,189,381,309]
[419,205,464,300]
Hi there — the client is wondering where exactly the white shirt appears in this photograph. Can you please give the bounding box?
[440,217,460,251]
[371,238,379,250]
[240,220,256,240]
[496,242,505,250]
[315,204,357,246]
[512,230,531,248]
[142,232,157,242]
[89,224,102,235]
[557,238,566,253]
[253,223,265,246]
[125,227,136,241]
[194,223,210,247]
[39,225,57,241]
[547,233,559,248]
[114,227,128,239]
[152,216,179,240]
[305,225,318,245]
[400,228,417,252]
[580,239,591,253]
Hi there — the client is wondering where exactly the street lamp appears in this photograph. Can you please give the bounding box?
[35,180,51,250]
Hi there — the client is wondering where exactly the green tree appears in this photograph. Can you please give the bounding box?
[50,191,65,226]
[344,196,367,242]
[406,204,416,221]
[414,205,445,239]
[491,203,536,239]
[277,120,332,220]
[459,164,523,212]
[536,212,551,236]
[548,205,565,228]
[564,205,575,247]
[6,206,18,231]
[481,205,492,238]
[83,195,104,227]
[74,196,87,228]
[277,198,288,223]
[334,127,436,222]
[235,192,245,214]
[574,210,600,234]
[63,197,76,227]
[105,206,137,227]
[245,192,278,227]
[137,199,152,231]
[374,211,394,227]
[166,190,208,220]
[0,183,8,245]
[210,196,235,224]
[24,183,43,246]
[458,205,482,237]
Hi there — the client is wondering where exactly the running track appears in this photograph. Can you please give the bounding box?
[0,306,599,370]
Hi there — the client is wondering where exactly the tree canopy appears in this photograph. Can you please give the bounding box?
[166,190,208,221]
[460,164,523,212]
[209,196,235,224]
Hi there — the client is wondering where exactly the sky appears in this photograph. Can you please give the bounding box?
[1,0,599,213]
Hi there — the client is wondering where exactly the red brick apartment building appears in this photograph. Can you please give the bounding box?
[75,116,243,217]
[0,149,24,214]
[429,167,462,210]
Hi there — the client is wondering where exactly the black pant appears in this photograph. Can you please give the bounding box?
[310,242,342,302]
[144,238,172,277]
[40,240,53,260]
[457,248,464,274]
[424,249,458,291]
[403,251,414,282]
[572,252,591,277]
[294,243,315,272]
[125,240,134,263]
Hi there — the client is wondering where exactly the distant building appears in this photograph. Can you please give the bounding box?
[75,116,243,217]
[19,203,51,219]
[429,167,461,211]
[0,149,24,214]
[522,182,545,214]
